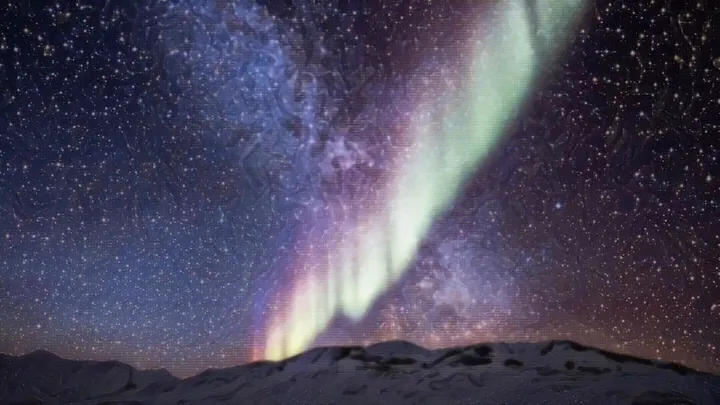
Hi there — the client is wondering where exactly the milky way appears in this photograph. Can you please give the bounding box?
[0,0,719,378]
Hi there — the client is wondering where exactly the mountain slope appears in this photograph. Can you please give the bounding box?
[1,340,719,404]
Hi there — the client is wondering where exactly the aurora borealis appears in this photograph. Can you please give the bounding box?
[262,0,588,361]
[1,0,719,379]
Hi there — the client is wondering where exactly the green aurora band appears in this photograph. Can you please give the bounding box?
[263,0,588,361]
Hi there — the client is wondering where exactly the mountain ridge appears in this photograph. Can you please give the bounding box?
[2,340,719,404]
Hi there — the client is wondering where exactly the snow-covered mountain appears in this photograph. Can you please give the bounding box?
[2,340,719,404]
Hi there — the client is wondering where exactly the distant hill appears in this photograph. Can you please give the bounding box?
[1,340,719,404]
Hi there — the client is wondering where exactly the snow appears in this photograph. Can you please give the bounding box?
[1,341,719,404]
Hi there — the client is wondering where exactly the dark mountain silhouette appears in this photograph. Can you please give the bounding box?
[1,340,719,404]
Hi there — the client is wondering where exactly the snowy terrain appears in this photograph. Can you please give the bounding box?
[1,340,719,404]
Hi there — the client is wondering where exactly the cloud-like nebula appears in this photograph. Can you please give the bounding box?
[130,0,396,359]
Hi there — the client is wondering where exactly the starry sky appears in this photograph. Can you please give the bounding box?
[0,0,719,378]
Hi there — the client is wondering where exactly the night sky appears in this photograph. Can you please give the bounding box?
[1,0,719,378]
